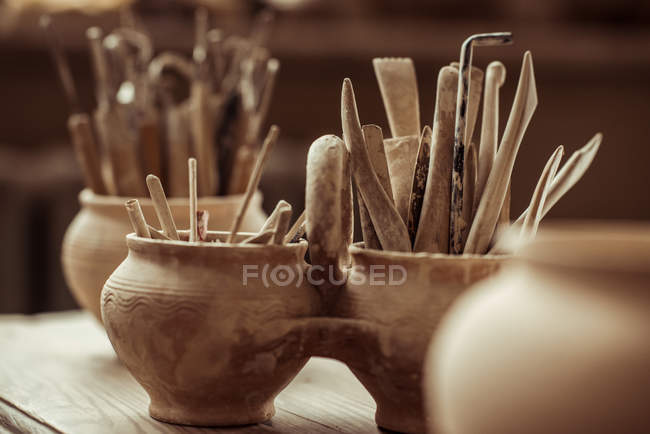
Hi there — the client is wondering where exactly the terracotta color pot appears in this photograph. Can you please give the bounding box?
[427,221,650,434]
[101,231,321,426]
[329,244,506,433]
[62,189,266,322]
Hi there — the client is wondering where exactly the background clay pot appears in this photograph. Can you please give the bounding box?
[427,221,650,434]
[101,231,321,426]
[330,244,506,433]
[62,189,266,322]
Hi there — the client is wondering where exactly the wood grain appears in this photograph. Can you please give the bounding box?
[0,312,378,434]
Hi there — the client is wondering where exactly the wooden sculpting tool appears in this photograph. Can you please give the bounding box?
[188,158,198,242]
[384,134,419,224]
[146,174,179,240]
[125,199,150,238]
[358,124,392,250]
[148,225,171,240]
[465,51,537,255]
[341,79,411,252]
[283,210,306,244]
[407,126,432,244]
[260,200,292,233]
[413,66,458,253]
[272,206,292,244]
[227,126,279,243]
[41,17,107,196]
[513,132,602,226]
[475,61,507,212]
[372,57,421,137]
[460,141,477,251]
[450,62,484,146]
[340,145,353,264]
[498,180,511,227]
[449,32,513,255]
[519,146,564,242]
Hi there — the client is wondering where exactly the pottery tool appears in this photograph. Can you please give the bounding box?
[449,32,513,255]
[197,210,210,241]
[125,199,151,238]
[450,62,484,147]
[241,229,275,244]
[372,58,420,137]
[513,132,602,227]
[207,29,225,84]
[357,124,392,249]
[340,146,354,264]
[342,78,411,252]
[465,51,537,254]
[283,210,306,244]
[148,225,171,240]
[520,146,564,243]
[460,141,478,251]
[306,134,345,288]
[475,61,506,212]
[272,206,293,244]
[413,66,458,253]
[227,125,279,243]
[498,180,511,227]
[259,200,292,233]
[407,126,432,244]
[146,174,179,240]
[188,158,199,242]
[67,115,107,195]
[86,27,113,111]
[384,135,419,224]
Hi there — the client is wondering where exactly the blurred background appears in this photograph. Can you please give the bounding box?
[1,0,649,314]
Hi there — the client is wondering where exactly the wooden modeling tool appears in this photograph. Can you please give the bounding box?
[341,79,411,252]
[373,57,421,137]
[413,66,457,253]
[148,225,171,240]
[450,62,484,146]
[407,126,432,244]
[283,210,306,244]
[227,126,279,243]
[465,51,537,254]
[476,61,506,212]
[146,174,179,240]
[241,230,275,244]
[125,199,150,238]
[259,200,292,233]
[460,141,477,251]
[384,134,419,224]
[188,158,199,242]
[272,206,292,244]
[449,32,513,254]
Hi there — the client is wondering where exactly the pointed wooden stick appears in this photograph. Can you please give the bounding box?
[342,78,411,252]
[464,51,537,254]
[227,125,279,243]
[513,132,602,226]
[358,125,392,249]
[475,61,506,212]
[449,32,513,255]
[407,126,432,244]
[146,174,179,240]
[188,158,198,242]
[125,199,150,238]
[372,57,421,137]
[413,66,458,253]
[520,146,564,242]
[283,209,306,244]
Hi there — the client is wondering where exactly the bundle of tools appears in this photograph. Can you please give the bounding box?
[335,32,601,255]
[42,8,278,198]
[126,125,306,245]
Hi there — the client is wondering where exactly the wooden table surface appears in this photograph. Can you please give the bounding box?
[0,311,381,433]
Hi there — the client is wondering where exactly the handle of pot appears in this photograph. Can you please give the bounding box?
[306,135,352,311]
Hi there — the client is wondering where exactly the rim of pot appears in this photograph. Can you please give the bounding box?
[348,242,508,263]
[79,188,261,207]
[518,220,650,275]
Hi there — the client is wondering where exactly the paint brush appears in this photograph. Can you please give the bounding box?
[449,32,513,255]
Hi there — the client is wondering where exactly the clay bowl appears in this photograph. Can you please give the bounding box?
[62,189,267,322]
[331,244,507,434]
[426,221,650,434]
[101,231,321,426]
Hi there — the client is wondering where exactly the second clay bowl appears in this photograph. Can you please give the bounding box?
[62,189,267,322]
[101,231,321,426]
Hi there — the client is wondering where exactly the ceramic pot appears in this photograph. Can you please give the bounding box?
[427,222,650,434]
[101,231,321,426]
[328,245,506,433]
[62,189,266,322]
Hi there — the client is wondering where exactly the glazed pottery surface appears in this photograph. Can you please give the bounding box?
[427,221,650,434]
[330,244,506,433]
[101,231,321,426]
[62,189,266,322]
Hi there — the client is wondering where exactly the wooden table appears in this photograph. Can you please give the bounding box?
[0,312,381,433]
